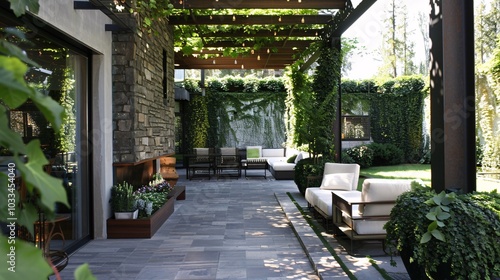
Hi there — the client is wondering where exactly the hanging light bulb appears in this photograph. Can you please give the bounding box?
[257,55,261,61]
[267,48,270,54]
[232,15,236,21]
[179,0,182,4]
[278,16,282,22]
[210,15,213,20]
[274,31,277,36]
[241,64,244,69]
[242,42,245,47]
[301,17,305,23]
[298,0,301,3]
[251,49,255,54]
[234,59,237,64]
[213,60,216,64]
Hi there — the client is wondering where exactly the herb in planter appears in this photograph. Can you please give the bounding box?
[110,181,137,212]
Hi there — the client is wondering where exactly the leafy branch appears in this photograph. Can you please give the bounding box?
[420,191,456,243]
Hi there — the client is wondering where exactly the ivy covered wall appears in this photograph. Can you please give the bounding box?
[341,76,428,163]
[182,75,427,162]
[184,77,286,151]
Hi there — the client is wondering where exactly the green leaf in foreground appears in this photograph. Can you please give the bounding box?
[0,236,52,280]
[16,140,69,211]
[75,263,97,280]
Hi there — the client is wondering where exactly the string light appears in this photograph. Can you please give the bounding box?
[274,31,277,36]
[234,59,237,64]
[267,48,270,54]
[278,16,282,22]
[232,15,236,21]
[301,17,305,23]
[251,49,254,54]
[257,55,261,61]
[213,60,216,64]
[241,65,244,69]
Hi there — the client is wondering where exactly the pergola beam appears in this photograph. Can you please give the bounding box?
[171,0,345,9]
[169,15,333,25]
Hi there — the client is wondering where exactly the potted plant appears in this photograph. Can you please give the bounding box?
[110,181,138,219]
[384,182,500,280]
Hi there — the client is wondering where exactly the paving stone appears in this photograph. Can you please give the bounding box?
[52,169,408,280]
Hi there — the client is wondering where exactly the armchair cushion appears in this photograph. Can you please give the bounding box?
[358,179,413,216]
[319,173,354,191]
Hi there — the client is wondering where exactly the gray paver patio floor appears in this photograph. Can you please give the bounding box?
[52,169,409,280]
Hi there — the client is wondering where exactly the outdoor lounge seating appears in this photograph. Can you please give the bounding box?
[186,148,215,179]
[215,147,241,179]
[304,163,361,225]
[240,146,306,180]
[331,178,415,252]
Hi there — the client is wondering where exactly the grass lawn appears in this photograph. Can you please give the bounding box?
[357,164,431,190]
[358,164,499,192]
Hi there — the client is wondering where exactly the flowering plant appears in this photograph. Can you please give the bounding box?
[133,173,173,218]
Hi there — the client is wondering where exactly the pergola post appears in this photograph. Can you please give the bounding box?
[333,37,342,162]
[430,0,476,193]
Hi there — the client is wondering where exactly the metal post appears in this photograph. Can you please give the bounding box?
[441,0,476,193]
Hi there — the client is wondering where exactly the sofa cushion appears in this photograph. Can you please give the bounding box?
[262,148,285,158]
[320,173,354,191]
[269,162,295,171]
[246,146,262,158]
[342,206,388,235]
[359,179,413,216]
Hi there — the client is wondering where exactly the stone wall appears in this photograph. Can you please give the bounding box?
[112,19,175,163]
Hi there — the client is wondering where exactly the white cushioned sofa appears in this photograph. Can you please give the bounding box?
[243,146,306,180]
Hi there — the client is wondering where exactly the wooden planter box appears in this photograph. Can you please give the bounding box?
[106,186,185,238]
[107,197,174,238]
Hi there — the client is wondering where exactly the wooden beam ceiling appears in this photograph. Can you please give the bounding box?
[171,0,376,69]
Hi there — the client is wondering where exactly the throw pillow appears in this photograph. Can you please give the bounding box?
[319,173,354,191]
[246,146,262,158]
[287,154,297,163]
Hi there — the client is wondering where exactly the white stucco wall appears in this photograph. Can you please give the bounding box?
[36,0,114,239]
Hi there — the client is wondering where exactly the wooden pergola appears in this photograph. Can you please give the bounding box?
[85,0,476,193]
[169,0,377,69]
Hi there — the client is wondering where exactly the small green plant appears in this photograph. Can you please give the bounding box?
[110,182,137,212]
[420,191,456,243]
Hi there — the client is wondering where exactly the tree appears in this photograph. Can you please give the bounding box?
[378,0,416,77]
[475,1,500,170]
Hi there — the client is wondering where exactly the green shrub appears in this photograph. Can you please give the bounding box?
[385,186,500,280]
[294,157,324,195]
[344,145,374,168]
[368,142,404,166]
